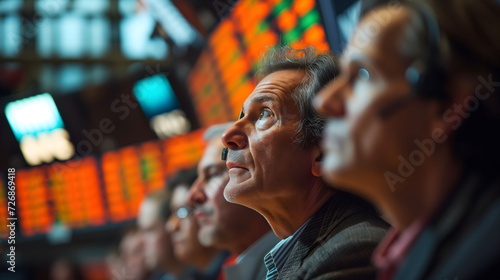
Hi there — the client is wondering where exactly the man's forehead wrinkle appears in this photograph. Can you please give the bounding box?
[243,91,283,113]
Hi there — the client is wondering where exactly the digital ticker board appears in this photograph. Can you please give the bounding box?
[8,129,206,237]
[188,0,329,126]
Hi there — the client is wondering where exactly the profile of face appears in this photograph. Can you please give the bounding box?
[120,232,148,280]
[137,199,172,271]
[166,184,208,263]
[314,7,440,197]
[50,260,80,280]
[189,139,263,248]
[221,70,322,208]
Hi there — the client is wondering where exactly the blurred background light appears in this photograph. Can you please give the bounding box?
[58,64,86,93]
[5,93,64,142]
[59,14,86,58]
[145,0,200,47]
[120,12,168,59]
[133,74,179,119]
[0,0,23,13]
[73,0,110,14]
[337,1,361,43]
[5,93,75,165]
[3,15,22,57]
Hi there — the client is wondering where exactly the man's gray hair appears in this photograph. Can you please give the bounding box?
[257,46,340,148]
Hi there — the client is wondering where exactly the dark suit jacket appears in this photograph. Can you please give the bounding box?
[279,192,390,280]
[390,171,500,280]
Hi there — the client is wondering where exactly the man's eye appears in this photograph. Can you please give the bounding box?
[259,110,271,120]
[358,68,370,81]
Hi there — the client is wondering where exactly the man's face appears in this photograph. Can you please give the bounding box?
[189,139,262,248]
[314,7,438,196]
[221,70,320,208]
[166,185,207,262]
[120,233,148,279]
[137,199,171,270]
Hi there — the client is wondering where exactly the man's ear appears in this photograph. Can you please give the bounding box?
[311,147,323,177]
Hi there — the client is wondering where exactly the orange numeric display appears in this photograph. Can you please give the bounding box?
[188,0,329,126]
[48,157,105,229]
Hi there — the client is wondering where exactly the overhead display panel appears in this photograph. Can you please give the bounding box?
[6,129,207,238]
[48,157,106,229]
[101,141,165,223]
[4,93,75,166]
[188,0,329,126]
[16,167,53,237]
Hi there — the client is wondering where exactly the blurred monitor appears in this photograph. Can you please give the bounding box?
[133,74,191,138]
[317,0,362,55]
[133,74,180,119]
[4,93,75,165]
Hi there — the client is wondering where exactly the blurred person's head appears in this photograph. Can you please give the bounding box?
[189,123,272,251]
[314,0,500,228]
[138,191,184,275]
[166,168,220,268]
[221,47,340,238]
[119,227,149,280]
[50,258,84,280]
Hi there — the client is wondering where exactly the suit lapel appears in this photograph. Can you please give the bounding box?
[278,193,370,279]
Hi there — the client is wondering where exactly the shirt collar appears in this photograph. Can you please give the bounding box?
[236,231,280,264]
[372,214,430,280]
[267,219,311,274]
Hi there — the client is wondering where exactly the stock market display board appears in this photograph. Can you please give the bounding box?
[10,129,206,237]
[188,0,329,126]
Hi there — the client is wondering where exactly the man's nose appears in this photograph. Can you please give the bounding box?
[187,179,208,207]
[221,120,248,150]
[314,78,347,117]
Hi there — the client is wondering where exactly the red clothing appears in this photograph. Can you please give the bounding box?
[372,216,429,280]
[217,254,238,280]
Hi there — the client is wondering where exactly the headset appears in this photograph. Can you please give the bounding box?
[379,1,449,119]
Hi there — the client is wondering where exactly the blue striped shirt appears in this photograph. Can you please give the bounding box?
[264,219,311,279]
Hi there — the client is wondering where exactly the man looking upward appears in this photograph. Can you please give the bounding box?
[221,46,389,279]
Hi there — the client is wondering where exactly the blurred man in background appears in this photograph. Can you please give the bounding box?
[166,168,228,280]
[49,258,84,280]
[188,124,280,280]
[221,46,389,279]
[119,227,150,280]
[138,192,186,279]
[314,0,500,279]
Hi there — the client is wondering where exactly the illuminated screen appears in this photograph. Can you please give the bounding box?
[16,167,53,237]
[101,130,206,223]
[4,93,75,165]
[188,0,329,126]
[133,74,180,119]
[162,128,207,176]
[10,129,208,237]
[4,92,64,142]
[101,141,165,223]
[48,157,106,228]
